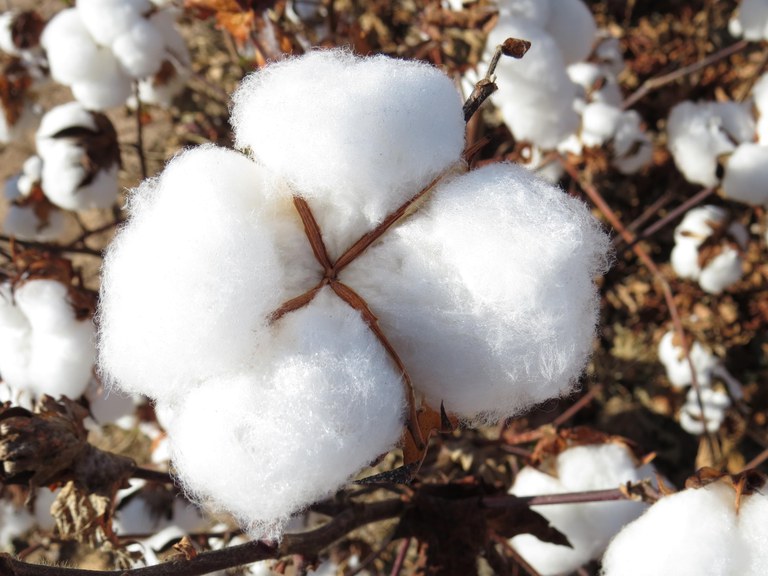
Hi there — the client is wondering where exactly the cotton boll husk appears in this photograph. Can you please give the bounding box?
[601,481,757,576]
[657,331,719,389]
[77,0,151,47]
[722,143,768,205]
[112,18,165,79]
[545,0,597,65]
[168,290,405,537]
[99,145,318,403]
[342,163,611,422]
[231,50,464,259]
[730,0,768,41]
[580,102,622,147]
[509,444,655,576]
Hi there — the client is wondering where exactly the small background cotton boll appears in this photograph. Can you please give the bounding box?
[40,9,106,86]
[657,331,719,389]
[231,50,465,259]
[169,290,405,538]
[98,145,316,403]
[600,481,754,576]
[698,247,746,294]
[612,111,653,174]
[508,443,656,576]
[722,143,768,205]
[342,164,611,422]
[70,61,133,111]
[679,387,731,435]
[580,102,622,147]
[111,18,165,79]
[545,0,597,66]
[0,499,34,551]
[77,0,150,47]
[729,0,768,41]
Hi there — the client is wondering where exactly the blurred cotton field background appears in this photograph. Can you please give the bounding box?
[0,1,768,575]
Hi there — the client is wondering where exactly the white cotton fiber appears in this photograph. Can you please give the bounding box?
[41,8,106,86]
[657,330,719,389]
[568,62,623,109]
[722,143,768,205]
[169,290,405,537]
[0,499,34,550]
[4,205,73,243]
[509,443,656,576]
[667,101,755,186]
[342,163,611,422]
[679,387,730,435]
[231,50,465,259]
[0,280,95,399]
[545,0,597,66]
[581,102,622,147]
[601,479,768,575]
[729,0,768,41]
[612,110,653,174]
[112,18,165,79]
[77,0,150,47]
[496,0,551,25]
[98,145,317,403]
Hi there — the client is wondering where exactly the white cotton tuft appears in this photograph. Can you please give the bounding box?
[729,0,768,41]
[568,62,623,109]
[0,280,95,399]
[98,145,317,403]
[580,102,622,147]
[342,163,611,422]
[612,110,653,174]
[509,443,656,576]
[112,18,165,79]
[545,0,597,65]
[0,499,34,550]
[657,331,719,389]
[679,387,731,435]
[722,143,768,205]
[168,290,405,538]
[41,8,106,86]
[601,480,768,576]
[667,101,755,186]
[496,0,551,25]
[77,0,150,47]
[231,50,465,259]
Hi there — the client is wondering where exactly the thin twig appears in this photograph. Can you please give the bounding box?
[743,446,768,471]
[134,83,148,180]
[389,538,410,576]
[0,236,103,258]
[550,385,602,429]
[625,191,674,234]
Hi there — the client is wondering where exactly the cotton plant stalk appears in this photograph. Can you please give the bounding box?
[98,49,611,538]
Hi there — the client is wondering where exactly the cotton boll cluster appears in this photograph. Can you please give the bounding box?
[670,205,748,294]
[729,0,768,41]
[601,474,768,575]
[0,279,95,400]
[35,102,121,211]
[508,442,657,576]
[100,49,611,536]
[3,156,76,242]
[41,2,189,110]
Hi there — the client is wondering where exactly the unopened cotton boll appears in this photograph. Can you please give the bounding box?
[0,279,95,399]
[508,443,656,576]
[169,290,405,537]
[679,387,731,435]
[342,163,611,422]
[601,478,768,575]
[657,331,719,389]
[722,143,768,205]
[231,50,465,259]
[667,101,755,186]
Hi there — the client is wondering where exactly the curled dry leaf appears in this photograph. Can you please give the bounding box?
[0,57,32,127]
[9,11,45,51]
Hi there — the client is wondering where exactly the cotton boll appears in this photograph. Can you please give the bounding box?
[70,63,133,111]
[496,0,551,26]
[612,110,653,174]
[567,62,623,109]
[169,290,405,537]
[4,205,73,242]
[753,73,768,117]
[342,163,611,422]
[231,50,465,259]
[722,143,768,205]
[112,18,165,79]
[77,0,151,47]
[41,9,107,86]
[0,499,34,550]
[509,444,655,576]
[657,331,719,390]
[601,480,767,576]
[37,100,98,135]
[679,387,730,435]
[698,247,746,294]
[580,102,622,147]
[729,0,768,41]
[545,0,597,66]
[114,486,208,536]
[99,145,318,403]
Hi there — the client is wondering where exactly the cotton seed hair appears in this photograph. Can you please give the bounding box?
[98,49,611,538]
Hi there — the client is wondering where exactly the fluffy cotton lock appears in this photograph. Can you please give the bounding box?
[729,0,768,41]
[721,143,768,206]
[601,476,768,575]
[657,330,719,389]
[509,443,657,576]
[670,205,748,294]
[99,50,610,536]
[679,386,731,435]
[0,279,95,399]
[35,102,121,211]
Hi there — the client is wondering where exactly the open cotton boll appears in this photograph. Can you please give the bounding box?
[169,290,405,538]
[4,204,73,243]
[580,102,622,147]
[667,101,755,186]
[231,50,465,259]
[99,145,318,403]
[657,331,719,389]
[342,163,611,422]
[496,0,551,27]
[77,0,151,47]
[508,443,656,576]
[112,18,165,79]
[729,0,768,41]
[545,0,597,66]
[679,387,731,435]
[568,62,623,109]
[41,8,106,86]
[722,143,768,205]
[601,479,768,576]
[613,110,653,174]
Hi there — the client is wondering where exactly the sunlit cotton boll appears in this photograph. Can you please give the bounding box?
[667,101,755,186]
[657,330,719,389]
[722,143,768,206]
[508,443,657,576]
[168,290,405,538]
[544,0,597,66]
[231,49,465,260]
[679,387,731,435]
[728,0,768,41]
[76,0,150,48]
[342,163,611,422]
[0,279,95,399]
[601,478,768,575]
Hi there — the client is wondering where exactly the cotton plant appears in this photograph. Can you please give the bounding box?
[98,49,611,538]
[0,278,96,400]
[670,204,749,294]
[35,102,121,211]
[41,0,189,110]
[508,441,657,576]
[601,471,768,575]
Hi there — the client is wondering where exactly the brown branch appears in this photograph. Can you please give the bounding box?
[268,280,327,324]
[0,235,103,258]
[134,83,148,181]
